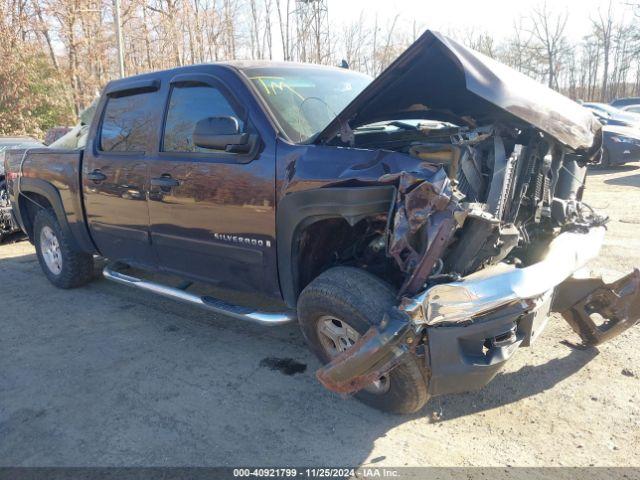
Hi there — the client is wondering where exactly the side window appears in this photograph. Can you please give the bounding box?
[162,82,245,153]
[100,91,156,152]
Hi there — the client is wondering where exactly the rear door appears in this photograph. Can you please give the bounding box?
[146,72,278,296]
[83,82,161,267]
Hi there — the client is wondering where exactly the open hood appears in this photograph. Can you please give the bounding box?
[314,30,601,151]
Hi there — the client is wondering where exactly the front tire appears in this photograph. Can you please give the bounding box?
[297,267,429,414]
[34,208,94,288]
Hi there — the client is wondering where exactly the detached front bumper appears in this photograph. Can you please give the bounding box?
[317,226,640,397]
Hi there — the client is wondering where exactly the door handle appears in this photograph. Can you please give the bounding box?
[150,174,180,189]
[87,169,107,183]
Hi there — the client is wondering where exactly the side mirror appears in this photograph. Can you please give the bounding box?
[193,116,251,152]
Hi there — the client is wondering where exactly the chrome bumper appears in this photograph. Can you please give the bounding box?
[402,227,606,326]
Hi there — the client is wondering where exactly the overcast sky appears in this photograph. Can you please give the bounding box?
[325,0,636,43]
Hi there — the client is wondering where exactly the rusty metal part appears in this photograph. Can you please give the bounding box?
[381,167,462,289]
[398,215,458,296]
[316,309,416,395]
[408,144,462,181]
[554,269,640,346]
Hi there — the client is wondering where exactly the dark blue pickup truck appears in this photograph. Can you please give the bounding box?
[5,31,639,413]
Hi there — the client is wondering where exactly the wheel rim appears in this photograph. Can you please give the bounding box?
[316,315,390,394]
[40,225,62,275]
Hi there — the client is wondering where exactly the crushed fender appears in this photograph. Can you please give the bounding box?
[554,269,640,346]
[380,167,465,296]
[316,167,463,394]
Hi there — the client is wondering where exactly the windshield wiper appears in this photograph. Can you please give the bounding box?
[355,121,420,132]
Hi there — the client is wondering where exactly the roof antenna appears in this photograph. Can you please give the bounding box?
[339,59,349,69]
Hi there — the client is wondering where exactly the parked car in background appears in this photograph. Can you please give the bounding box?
[49,99,98,151]
[0,137,43,242]
[44,127,72,146]
[622,104,640,114]
[610,97,640,109]
[600,125,640,167]
[583,102,640,128]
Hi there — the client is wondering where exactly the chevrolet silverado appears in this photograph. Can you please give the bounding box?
[5,31,639,414]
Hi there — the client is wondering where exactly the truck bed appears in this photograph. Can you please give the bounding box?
[4,148,90,249]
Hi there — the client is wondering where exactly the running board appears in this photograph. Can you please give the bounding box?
[102,264,295,326]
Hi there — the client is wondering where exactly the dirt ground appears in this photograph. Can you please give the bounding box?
[1,163,639,467]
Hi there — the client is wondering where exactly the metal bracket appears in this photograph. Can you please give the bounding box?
[554,269,640,346]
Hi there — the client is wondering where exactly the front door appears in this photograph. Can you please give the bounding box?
[147,74,278,296]
[83,86,161,266]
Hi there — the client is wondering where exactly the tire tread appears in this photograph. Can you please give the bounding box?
[34,208,94,289]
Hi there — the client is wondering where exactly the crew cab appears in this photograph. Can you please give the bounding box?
[5,31,639,414]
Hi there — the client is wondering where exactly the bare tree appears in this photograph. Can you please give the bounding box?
[341,11,370,72]
[593,0,614,100]
[3,0,640,137]
[526,2,570,89]
[460,27,497,58]
[498,19,533,75]
[275,0,291,60]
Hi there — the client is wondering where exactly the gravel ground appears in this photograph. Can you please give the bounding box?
[1,163,639,467]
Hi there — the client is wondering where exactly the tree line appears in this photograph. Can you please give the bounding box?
[1,0,639,137]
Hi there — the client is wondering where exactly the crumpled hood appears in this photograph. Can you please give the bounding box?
[315,30,601,151]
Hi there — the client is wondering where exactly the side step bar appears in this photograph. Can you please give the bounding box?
[103,264,296,326]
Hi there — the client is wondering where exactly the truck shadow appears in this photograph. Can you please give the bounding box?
[0,250,604,467]
[587,164,638,176]
[604,173,640,188]
[425,345,599,422]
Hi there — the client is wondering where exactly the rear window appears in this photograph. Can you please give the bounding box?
[100,92,156,152]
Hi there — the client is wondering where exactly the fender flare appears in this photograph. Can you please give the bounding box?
[18,178,96,253]
[276,186,395,308]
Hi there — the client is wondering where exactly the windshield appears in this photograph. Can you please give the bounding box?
[244,66,372,143]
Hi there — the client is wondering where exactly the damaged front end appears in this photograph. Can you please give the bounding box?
[313,33,640,398]
[318,226,640,396]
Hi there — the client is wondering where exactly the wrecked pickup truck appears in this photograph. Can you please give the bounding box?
[5,31,639,414]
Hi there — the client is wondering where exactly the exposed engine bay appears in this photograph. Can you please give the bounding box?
[330,121,604,298]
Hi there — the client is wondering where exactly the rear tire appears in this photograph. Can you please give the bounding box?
[34,208,94,288]
[297,266,429,414]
